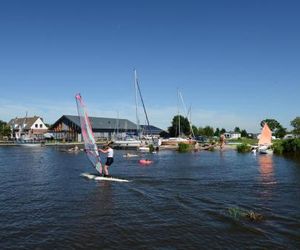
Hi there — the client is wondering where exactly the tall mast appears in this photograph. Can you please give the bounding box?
[134,69,140,137]
[177,89,180,137]
[179,91,195,138]
[135,71,154,144]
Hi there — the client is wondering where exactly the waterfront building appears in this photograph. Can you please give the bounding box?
[51,115,138,142]
[8,116,48,140]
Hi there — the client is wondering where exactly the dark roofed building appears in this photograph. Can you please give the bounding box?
[140,125,164,136]
[51,115,138,142]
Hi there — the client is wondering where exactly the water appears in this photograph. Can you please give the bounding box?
[0,147,299,249]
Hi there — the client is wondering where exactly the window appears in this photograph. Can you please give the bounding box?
[35,124,38,128]
[40,124,43,128]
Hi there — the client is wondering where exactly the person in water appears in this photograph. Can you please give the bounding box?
[219,134,226,150]
[99,143,114,177]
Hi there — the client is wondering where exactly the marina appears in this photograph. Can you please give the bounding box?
[1,1,300,249]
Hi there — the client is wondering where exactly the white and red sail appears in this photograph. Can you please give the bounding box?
[258,123,272,146]
[75,93,102,174]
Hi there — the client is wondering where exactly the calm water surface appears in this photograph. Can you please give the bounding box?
[0,146,300,249]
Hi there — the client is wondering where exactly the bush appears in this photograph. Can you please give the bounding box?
[281,138,300,153]
[178,143,191,152]
[149,144,154,153]
[272,140,284,154]
[272,138,300,155]
[236,143,252,153]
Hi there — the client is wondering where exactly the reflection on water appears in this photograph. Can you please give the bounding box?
[257,155,277,201]
[258,155,276,185]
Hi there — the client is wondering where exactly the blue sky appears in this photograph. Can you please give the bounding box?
[0,0,299,132]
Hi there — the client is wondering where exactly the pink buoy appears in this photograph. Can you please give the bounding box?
[139,159,153,165]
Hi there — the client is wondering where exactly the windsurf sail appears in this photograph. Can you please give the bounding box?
[75,93,102,174]
[258,123,272,146]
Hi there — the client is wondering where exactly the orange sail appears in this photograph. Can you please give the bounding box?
[258,123,272,146]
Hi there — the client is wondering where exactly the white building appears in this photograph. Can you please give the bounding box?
[224,132,241,139]
[8,116,48,140]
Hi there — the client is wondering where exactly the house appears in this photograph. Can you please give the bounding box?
[224,132,241,139]
[8,116,48,140]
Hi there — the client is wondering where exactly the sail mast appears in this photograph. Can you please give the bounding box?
[134,69,140,138]
[179,91,195,138]
[135,71,154,144]
[177,89,180,137]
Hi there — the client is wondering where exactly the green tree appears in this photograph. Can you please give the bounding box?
[214,128,220,137]
[241,129,248,137]
[291,117,300,136]
[260,119,281,131]
[234,127,241,133]
[274,125,287,139]
[0,120,11,139]
[192,125,198,136]
[220,128,226,134]
[198,127,204,136]
[203,126,214,137]
[168,115,190,137]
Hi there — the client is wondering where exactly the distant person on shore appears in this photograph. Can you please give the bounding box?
[99,143,114,177]
[219,134,226,150]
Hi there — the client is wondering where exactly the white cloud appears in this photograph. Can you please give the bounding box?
[0,98,262,132]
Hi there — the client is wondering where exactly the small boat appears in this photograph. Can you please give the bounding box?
[112,137,142,149]
[257,123,273,154]
[16,139,42,147]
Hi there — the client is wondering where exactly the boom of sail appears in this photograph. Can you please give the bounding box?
[75,93,102,173]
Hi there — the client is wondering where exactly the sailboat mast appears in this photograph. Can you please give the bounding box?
[179,91,195,138]
[177,89,180,137]
[135,72,154,144]
[134,69,140,137]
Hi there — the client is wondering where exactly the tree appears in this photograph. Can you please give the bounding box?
[260,119,281,131]
[214,128,220,137]
[234,127,241,133]
[192,125,198,136]
[241,129,248,137]
[220,128,226,134]
[198,127,205,136]
[168,115,190,137]
[0,120,11,139]
[261,118,286,138]
[291,117,300,136]
[274,125,287,139]
[203,126,214,137]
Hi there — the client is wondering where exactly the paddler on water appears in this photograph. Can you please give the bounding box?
[219,133,226,150]
[99,142,114,177]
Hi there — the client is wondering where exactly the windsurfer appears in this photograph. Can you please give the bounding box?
[99,143,114,177]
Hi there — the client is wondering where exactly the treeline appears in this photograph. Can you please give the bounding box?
[161,115,300,139]
[0,120,11,139]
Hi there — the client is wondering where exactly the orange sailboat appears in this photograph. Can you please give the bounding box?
[258,123,273,154]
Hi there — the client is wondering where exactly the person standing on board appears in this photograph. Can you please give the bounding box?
[219,133,226,150]
[99,143,114,177]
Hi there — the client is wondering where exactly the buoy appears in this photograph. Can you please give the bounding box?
[139,159,153,165]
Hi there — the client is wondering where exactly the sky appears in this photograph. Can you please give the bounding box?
[0,0,299,133]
